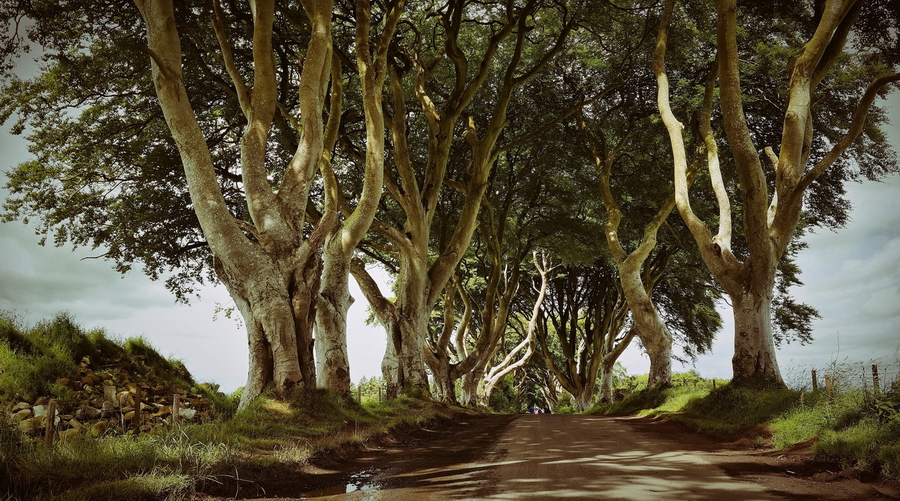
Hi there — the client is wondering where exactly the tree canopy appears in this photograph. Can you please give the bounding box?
[2,0,897,407]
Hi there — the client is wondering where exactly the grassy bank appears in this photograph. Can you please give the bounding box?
[2,390,454,501]
[591,370,900,481]
[0,312,457,500]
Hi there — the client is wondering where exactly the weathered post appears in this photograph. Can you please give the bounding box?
[712,379,717,390]
[873,364,880,393]
[811,369,818,392]
[133,388,142,434]
[104,384,117,405]
[44,399,58,447]
[825,374,833,400]
[172,393,181,425]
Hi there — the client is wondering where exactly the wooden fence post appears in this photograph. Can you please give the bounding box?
[873,364,880,393]
[172,394,181,425]
[825,374,833,400]
[44,400,58,447]
[132,389,142,434]
[811,370,818,392]
[712,379,717,390]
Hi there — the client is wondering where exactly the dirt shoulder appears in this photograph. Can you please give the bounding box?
[624,415,900,501]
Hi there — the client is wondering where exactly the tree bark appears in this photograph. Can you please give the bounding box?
[597,358,616,403]
[731,285,781,382]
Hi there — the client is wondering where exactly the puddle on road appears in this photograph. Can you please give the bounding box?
[298,469,379,499]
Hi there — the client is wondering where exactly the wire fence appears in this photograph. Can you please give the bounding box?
[782,350,900,394]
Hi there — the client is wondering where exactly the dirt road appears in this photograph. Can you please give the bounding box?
[225,413,900,501]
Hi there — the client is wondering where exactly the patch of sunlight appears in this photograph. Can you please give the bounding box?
[590,450,652,459]
[262,399,294,415]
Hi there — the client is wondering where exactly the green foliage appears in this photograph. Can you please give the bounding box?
[36,474,193,501]
[0,312,80,401]
[589,376,718,419]
[350,376,386,406]
[487,374,518,414]
[814,417,889,472]
[681,384,801,434]
[123,337,194,387]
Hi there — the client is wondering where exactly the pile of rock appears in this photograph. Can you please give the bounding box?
[6,357,215,440]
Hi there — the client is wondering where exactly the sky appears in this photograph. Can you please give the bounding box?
[1,73,899,396]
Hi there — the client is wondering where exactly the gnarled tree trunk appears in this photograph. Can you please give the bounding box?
[136,0,336,407]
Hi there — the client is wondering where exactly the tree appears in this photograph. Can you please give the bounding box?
[478,250,552,407]
[133,0,338,406]
[349,0,574,397]
[535,263,630,412]
[314,0,402,394]
[654,0,900,383]
[0,0,388,406]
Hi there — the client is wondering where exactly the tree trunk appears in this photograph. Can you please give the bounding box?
[398,307,430,391]
[459,371,480,407]
[216,255,313,408]
[430,352,457,404]
[392,250,432,393]
[644,328,673,389]
[290,253,321,395]
[315,247,353,393]
[731,288,782,384]
[381,325,402,399]
[621,270,673,390]
[313,0,399,395]
[573,386,593,413]
[597,358,615,403]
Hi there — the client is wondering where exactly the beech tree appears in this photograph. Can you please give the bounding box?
[134,0,338,405]
[349,0,575,397]
[655,0,900,383]
[534,263,630,411]
[314,0,402,394]
[0,0,397,406]
[432,126,588,405]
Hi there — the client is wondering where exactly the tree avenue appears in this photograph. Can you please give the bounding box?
[1,0,897,409]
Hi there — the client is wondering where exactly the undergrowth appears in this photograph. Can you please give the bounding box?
[0,311,194,404]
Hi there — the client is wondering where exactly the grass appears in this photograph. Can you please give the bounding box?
[591,369,900,481]
[2,389,457,500]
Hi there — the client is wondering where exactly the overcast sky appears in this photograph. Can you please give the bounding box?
[1,80,898,394]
